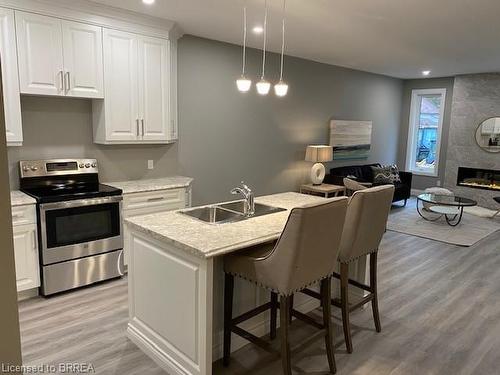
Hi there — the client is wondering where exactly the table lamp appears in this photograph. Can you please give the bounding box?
[305,145,333,185]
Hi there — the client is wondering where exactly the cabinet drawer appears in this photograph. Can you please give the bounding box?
[123,188,186,216]
[11,205,36,226]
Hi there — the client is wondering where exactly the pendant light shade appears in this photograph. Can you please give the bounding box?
[274,0,288,97]
[274,79,288,96]
[236,4,252,92]
[236,76,252,92]
[256,79,271,95]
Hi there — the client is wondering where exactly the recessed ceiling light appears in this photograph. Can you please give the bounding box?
[252,26,264,34]
[142,0,155,4]
[422,70,431,76]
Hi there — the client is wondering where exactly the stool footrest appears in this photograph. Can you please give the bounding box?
[232,302,272,325]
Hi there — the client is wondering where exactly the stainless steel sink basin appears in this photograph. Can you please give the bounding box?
[217,201,286,217]
[180,205,244,224]
[179,200,286,224]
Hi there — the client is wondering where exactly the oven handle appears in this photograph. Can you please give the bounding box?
[40,195,123,211]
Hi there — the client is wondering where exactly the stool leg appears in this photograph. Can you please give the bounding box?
[280,295,292,375]
[340,263,353,353]
[370,252,382,333]
[321,277,337,374]
[270,292,278,340]
[223,273,234,367]
[289,294,294,324]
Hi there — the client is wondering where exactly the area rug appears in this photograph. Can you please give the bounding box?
[387,198,499,246]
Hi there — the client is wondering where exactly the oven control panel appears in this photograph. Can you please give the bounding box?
[19,159,98,178]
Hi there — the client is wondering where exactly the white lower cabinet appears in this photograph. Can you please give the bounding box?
[13,223,40,292]
[122,187,191,266]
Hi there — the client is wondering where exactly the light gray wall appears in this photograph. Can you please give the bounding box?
[177,36,404,205]
[444,74,500,209]
[7,96,179,189]
[398,77,455,190]
[7,36,404,205]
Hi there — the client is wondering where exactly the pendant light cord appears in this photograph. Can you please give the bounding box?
[279,0,286,81]
[242,3,247,76]
[261,0,268,79]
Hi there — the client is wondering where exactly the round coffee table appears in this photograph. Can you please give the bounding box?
[416,193,477,226]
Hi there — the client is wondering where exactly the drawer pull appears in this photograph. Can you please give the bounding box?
[147,197,165,202]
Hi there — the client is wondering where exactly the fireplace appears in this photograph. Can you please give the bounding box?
[457,167,500,191]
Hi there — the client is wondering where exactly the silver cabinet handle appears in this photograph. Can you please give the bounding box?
[141,119,145,136]
[65,71,70,92]
[147,197,164,202]
[59,70,64,92]
[136,119,140,136]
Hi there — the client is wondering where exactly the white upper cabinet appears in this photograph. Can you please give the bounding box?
[93,29,176,144]
[0,7,23,145]
[62,21,104,98]
[96,28,139,142]
[139,36,169,141]
[16,11,103,98]
[16,11,64,96]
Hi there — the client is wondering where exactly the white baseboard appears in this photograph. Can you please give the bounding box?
[127,323,189,375]
[18,288,38,301]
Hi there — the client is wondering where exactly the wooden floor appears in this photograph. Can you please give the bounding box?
[19,229,500,374]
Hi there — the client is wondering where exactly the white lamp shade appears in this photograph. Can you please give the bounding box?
[236,76,252,92]
[256,79,271,95]
[305,145,333,162]
[274,80,288,97]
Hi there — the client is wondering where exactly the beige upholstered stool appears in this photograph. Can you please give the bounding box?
[302,185,394,353]
[223,197,348,375]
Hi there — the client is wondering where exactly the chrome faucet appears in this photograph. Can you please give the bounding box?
[230,181,255,216]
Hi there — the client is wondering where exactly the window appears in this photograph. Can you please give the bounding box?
[406,88,446,176]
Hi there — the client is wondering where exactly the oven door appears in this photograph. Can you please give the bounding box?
[39,196,123,265]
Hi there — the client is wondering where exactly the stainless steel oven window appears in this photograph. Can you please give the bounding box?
[39,196,123,265]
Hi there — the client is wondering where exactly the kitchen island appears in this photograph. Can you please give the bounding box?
[125,192,367,375]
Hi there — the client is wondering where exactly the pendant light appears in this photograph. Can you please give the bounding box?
[236,3,252,92]
[256,0,271,95]
[274,0,288,96]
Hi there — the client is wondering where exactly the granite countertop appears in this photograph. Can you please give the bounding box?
[11,190,36,206]
[105,176,193,195]
[125,192,333,259]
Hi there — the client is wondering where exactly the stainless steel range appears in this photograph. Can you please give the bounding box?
[19,159,124,296]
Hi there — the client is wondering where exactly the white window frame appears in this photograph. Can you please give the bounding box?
[405,88,446,177]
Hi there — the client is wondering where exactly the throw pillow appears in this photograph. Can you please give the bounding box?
[371,164,401,184]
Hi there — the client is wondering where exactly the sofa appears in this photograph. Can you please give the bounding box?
[324,163,412,205]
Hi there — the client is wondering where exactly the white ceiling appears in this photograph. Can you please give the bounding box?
[89,0,500,79]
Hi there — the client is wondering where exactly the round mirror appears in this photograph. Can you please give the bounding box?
[475,117,500,153]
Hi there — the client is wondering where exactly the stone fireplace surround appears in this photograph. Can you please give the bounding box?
[444,74,500,209]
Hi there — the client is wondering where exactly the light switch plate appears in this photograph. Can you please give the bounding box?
[147,160,154,170]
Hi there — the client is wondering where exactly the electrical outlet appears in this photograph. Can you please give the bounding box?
[147,160,154,170]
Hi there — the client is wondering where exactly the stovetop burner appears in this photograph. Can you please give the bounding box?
[19,159,122,204]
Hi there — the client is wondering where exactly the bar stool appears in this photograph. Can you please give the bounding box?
[302,185,394,353]
[223,197,348,375]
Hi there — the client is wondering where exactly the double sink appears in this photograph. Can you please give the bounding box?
[180,200,286,224]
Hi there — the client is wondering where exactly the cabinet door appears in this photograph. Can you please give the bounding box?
[168,38,178,141]
[0,8,22,145]
[102,29,139,141]
[16,11,64,96]
[62,20,104,98]
[13,224,40,292]
[138,36,169,141]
